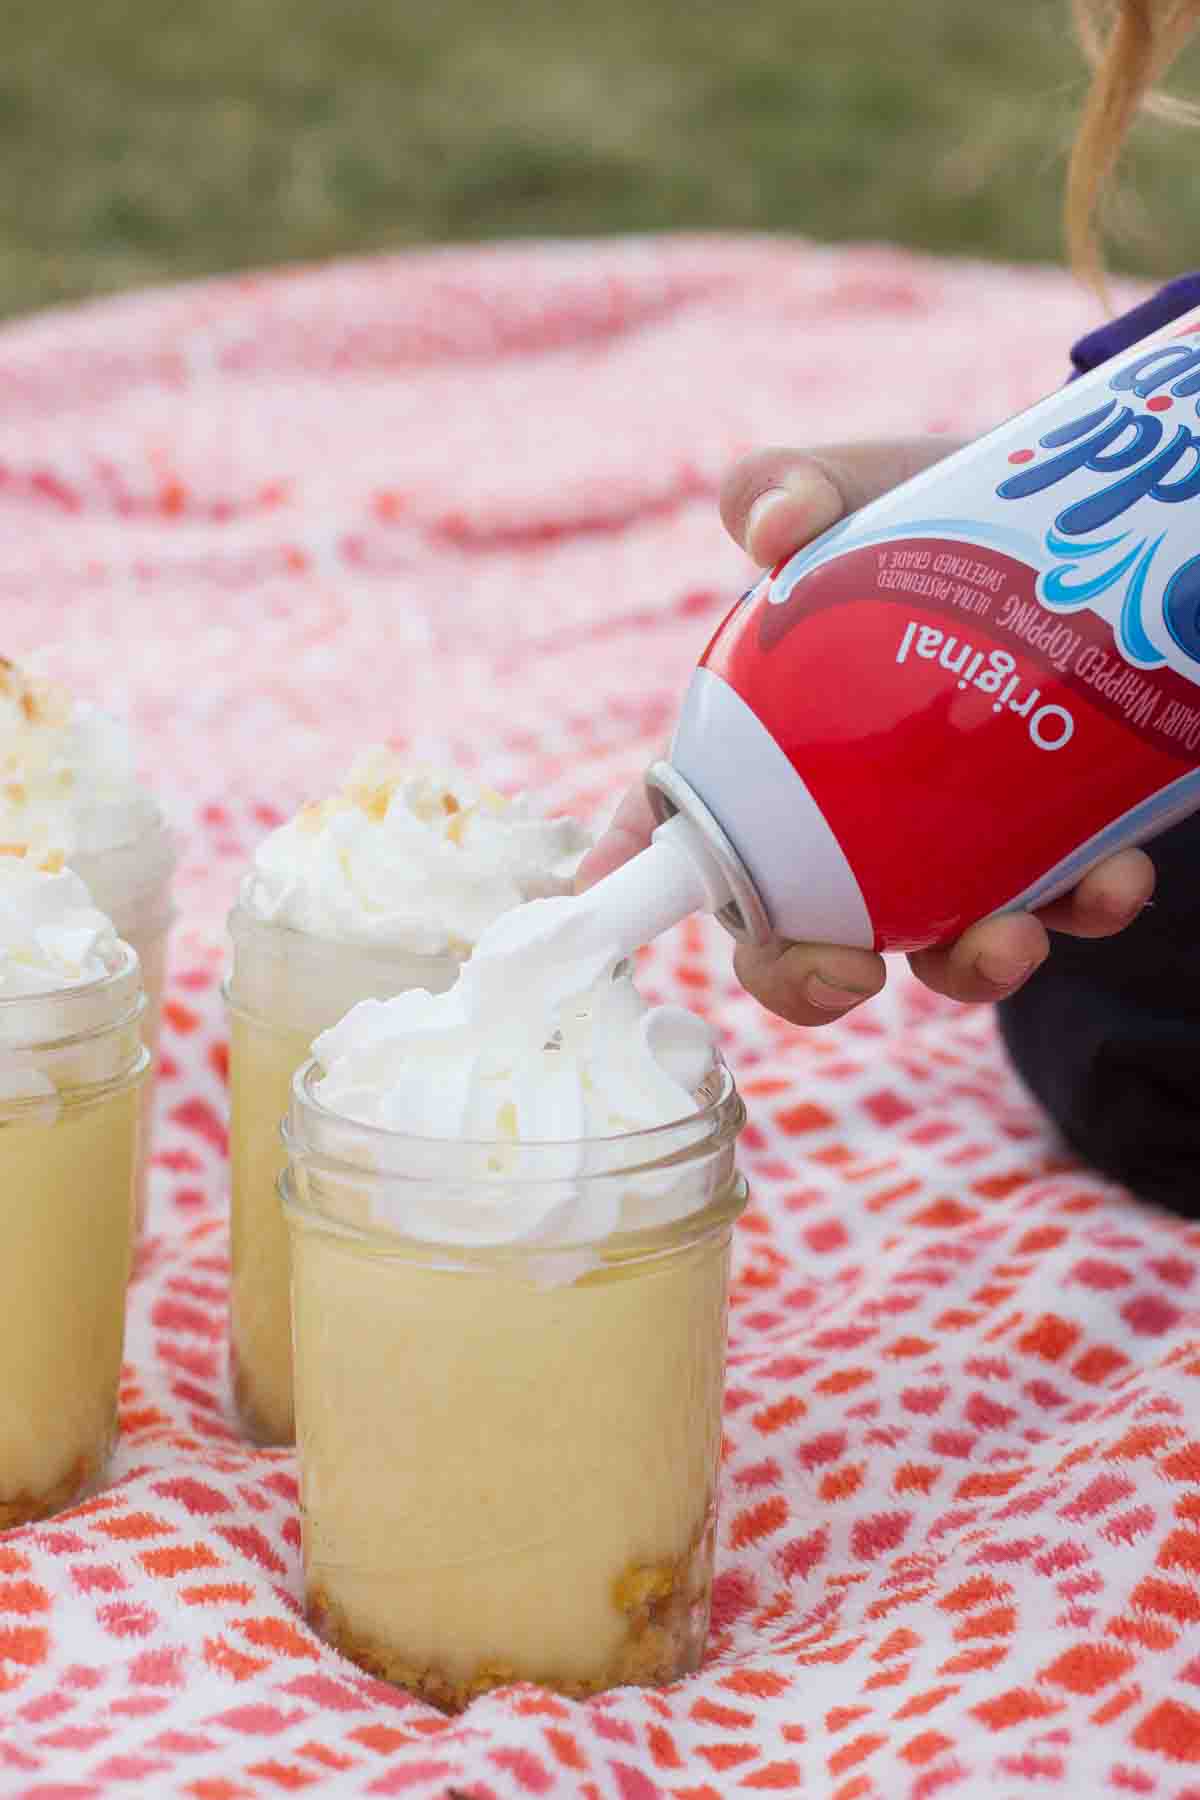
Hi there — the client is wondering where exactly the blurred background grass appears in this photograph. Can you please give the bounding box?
[3,0,1199,322]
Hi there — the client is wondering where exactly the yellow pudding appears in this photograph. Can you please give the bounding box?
[291,1211,736,1706]
[227,1012,311,1443]
[226,915,458,1444]
[0,859,145,1527]
[0,1081,139,1524]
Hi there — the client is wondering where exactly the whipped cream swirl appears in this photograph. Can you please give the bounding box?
[0,659,159,856]
[312,895,716,1247]
[243,750,590,954]
[0,853,121,998]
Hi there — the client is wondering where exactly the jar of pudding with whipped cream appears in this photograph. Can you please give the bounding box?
[281,896,746,1709]
[225,752,589,1445]
[0,660,176,1232]
[0,854,146,1525]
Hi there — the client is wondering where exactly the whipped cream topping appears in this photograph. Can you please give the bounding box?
[242,750,590,954]
[0,659,159,857]
[0,853,121,999]
[311,894,717,1247]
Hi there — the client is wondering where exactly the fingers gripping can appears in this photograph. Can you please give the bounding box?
[642,306,1200,953]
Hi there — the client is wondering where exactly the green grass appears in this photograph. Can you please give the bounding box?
[2,0,1200,321]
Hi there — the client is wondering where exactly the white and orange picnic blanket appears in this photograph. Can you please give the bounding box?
[2,236,1197,1799]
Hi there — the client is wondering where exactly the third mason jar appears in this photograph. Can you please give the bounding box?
[0,939,145,1525]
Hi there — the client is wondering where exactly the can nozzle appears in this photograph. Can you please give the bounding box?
[646,760,772,945]
[577,763,772,960]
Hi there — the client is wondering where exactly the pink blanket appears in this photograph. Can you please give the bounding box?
[3,235,1196,1800]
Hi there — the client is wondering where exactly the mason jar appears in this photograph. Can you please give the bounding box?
[74,810,177,1233]
[224,903,460,1445]
[280,1055,746,1711]
[0,945,146,1527]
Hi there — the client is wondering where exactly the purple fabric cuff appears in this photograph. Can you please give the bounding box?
[1069,272,1200,377]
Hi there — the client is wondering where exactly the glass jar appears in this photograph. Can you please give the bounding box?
[224,903,460,1445]
[0,946,146,1527]
[280,1057,747,1711]
[74,810,177,1234]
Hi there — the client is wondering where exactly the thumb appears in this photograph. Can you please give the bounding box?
[574,780,657,889]
[720,439,960,569]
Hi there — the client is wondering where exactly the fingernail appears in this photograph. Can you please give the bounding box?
[807,975,871,1012]
[745,488,790,549]
[975,954,1037,992]
[746,477,839,556]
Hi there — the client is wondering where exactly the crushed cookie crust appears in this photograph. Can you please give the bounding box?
[0,1451,95,1530]
[230,1344,294,1448]
[305,1507,714,1712]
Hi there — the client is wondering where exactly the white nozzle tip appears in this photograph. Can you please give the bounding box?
[650,811,733,915]
[646,762,771,945]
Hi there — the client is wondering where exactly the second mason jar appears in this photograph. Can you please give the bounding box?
[225,904,459,1443]
[224,756,589,1446]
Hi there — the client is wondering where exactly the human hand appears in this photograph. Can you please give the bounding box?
[576,441,1155,1025]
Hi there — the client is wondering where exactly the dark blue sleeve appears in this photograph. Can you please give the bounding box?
[1069,273,1200,378]
[998,274,1200,1214]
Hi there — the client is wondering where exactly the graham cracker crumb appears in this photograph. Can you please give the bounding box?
[306,1504,714,1712]
[347,782,394,823]
[613,1560,677,1615]
[14,674,69,730]
[0,843,67,873]
[0,1451,94,1530]
[230,1343,294,1448]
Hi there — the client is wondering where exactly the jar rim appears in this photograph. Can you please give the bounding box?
[0,941,143,1049]
[227,898,466,970]
[278,1158,747,1265]
[70,803,175,863]
[287,1051,744,1161]
[281,1053,747,1261]
[0,1040,149,1120]
[71,811,178,936]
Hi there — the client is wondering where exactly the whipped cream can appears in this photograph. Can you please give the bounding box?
[651,305,1200,951]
